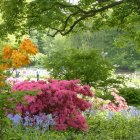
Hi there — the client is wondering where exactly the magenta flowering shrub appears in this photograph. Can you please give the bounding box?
[12,79,93,131]
[12,80,46,91]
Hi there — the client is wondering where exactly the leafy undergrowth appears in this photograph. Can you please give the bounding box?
[2,114,140,140]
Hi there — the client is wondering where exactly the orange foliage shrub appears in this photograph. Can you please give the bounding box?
[11,50,30,68]
[0,38,38,88]
[2,45,13,59]
[19,39,38,55]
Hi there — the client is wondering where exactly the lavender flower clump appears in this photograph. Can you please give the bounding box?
[84,106,140,119]
[121,106,140,118]
[106,106,140,119]
[7,112,55,131]
[7,114,22,124]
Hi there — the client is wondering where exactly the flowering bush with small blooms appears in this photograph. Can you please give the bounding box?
[92,89,128,112]
[11,79,93,131]
[103,89,128,112]
[0,38,38,88]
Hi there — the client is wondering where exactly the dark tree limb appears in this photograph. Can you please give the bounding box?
[48,0,124,36]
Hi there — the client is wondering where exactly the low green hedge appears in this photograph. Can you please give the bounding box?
[119,87,140,106]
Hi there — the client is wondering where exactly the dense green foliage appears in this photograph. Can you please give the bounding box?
[66,29,140,71]
[44,46,112,85]
[0,0,140,39]
[119,87,140,106]
[29,28,140,71]
[2,114,140,140]
[73,30,140,70]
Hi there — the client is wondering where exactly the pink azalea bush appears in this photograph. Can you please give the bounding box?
[12,79,93,131]
[103,89,128,111]
[93,89,128,112]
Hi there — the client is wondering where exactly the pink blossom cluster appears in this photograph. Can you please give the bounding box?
[103,89,128,112]
[6,77,24,86]
[92,89,128,112]
[12,79,93,131]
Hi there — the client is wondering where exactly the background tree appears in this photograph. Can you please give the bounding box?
[64,29,140,71]
[31,28,140,71]
[44,45,113,85]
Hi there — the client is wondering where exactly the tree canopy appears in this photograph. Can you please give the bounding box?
[0,0,140,38]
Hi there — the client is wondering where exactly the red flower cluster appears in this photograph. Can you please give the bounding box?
[12,79,93,131]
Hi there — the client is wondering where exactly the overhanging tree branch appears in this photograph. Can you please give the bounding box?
[48,0,124,36]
